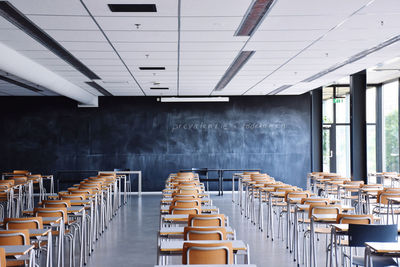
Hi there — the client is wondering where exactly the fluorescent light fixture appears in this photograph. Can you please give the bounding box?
[0,74,43,93]
[0,41,97,105]
[159,97,229,103]
[267,84,292,95]
[85,82,113,96]
[302,34,400,83]
[235,0,275,36]
[0,2,100,80]
[214,51,255,91]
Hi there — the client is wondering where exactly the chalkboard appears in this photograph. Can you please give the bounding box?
[0,95,311,191]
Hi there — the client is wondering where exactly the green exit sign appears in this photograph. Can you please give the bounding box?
[333,98,343,103]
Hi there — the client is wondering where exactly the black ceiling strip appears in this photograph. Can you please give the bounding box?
[0,74,43,92]
[108,4,157,12]
[150,87,169,90]
[0,1,100,80]
[85,82,113,96]
[139,67,166,70]
[80,0,147,96]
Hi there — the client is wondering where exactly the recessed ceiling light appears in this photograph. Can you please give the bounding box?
[102,80,129,84]
[0,74,42,92]
[139,67,166,71]
[235,0,276,36]
[108,4,157,12]
[267,84,292,95]
[85,82,113,96]
[214,51,255,91]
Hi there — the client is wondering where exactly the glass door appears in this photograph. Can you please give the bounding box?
[323,125,336,173]
[322,86,351,177]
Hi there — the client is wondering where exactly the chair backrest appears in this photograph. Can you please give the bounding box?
[170,207,201,215]
[0,230,29,245]
[5,217,43,230]
[286,191,310,202]
[13,170,29,175]
[172,199,201,207]
[308,204,341,219]
[182,242,233,264]
[336,214,373,224]
[184,227,227,240]
[0,247,5,267]
[172,192,198,199]
[8,176,27,185]
[34,207,68,224]
[377,191,400,205]
[188,214,225,227]
[348,224,398,247]
[243,171,260,175]
[301,198,329,205]
[177,172,195,179]
[62,194,86,200]
[43,200,71,208]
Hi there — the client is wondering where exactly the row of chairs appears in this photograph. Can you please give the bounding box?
[0,170,125,267]
[161,172,238,265]
[237,171,400,267]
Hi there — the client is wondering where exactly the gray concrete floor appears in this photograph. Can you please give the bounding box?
[85,194,327,267]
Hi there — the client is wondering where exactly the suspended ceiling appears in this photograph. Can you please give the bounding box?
[0,0,399,98]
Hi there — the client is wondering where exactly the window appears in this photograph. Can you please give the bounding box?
[382,80,399,172]
[367,86,377,173]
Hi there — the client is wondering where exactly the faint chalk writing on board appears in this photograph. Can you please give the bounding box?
[171,122,286,132]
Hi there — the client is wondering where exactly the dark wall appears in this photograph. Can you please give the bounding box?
[0,95,311,191]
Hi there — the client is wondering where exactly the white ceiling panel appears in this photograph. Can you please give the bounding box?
[95,17,177,31]
[113,42,177,52]
[181,17,243,31]
[268,0,372,16]
[181,0,252,16]
[9,0,87,16]
[250,29,327,42]
[27,15,98,30]
[60,41,113,52]
[181,31,248,42]
[83,0,178,17]
[106,31,177,43]
[259,15,343,31]
[45,30,106,42]
[244,40,310,51]
[180,42,243,51]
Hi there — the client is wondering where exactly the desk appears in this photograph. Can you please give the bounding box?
[154,265,256,267]
[160,205,219,214]
[99,170,142,199]
[0,245,35,267]
[180,169,261,196]
[365,241,400,267]
[159,226,235,238]
[29,229,52,267]
[161,214,229,227]
[158,240,249,265]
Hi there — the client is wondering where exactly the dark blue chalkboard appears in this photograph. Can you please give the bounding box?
[0,95,311,190]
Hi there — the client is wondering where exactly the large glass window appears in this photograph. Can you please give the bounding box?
[382,80,399,172]
[367,86,377,173]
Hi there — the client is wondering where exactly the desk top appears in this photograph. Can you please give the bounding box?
[154,265,256,267]
[365,241,400,253]
[29,229,51,237]
[0,245,34,256]
[42,217,62,225]
[159,226,233,235]
[159,240,247,252]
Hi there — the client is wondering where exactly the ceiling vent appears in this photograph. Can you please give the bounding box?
[108,4,157,12]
